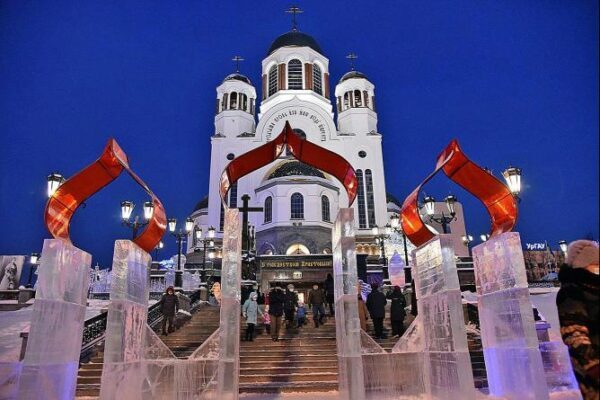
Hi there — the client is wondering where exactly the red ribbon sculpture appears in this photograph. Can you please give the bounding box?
[219,121,358,205]
[400,139,518,247]
[44,139,167,253]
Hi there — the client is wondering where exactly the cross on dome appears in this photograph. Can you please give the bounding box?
[346,53,358,71]
[285,5,303,31]
[231,55,244,73]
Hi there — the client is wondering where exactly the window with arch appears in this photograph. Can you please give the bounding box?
[230,92,238,110]
[313,64,323,95]
[321,195,330,222]
[268,65,278,97]
[287,59,303,90]
[221,93,229,111]
[264,196,272,224]
[354,90,362,107]
[356,169,367,228]
[286,243,310,255]
[290,192,304,219]
[240,93,247,111]
[363,91,369,108]
[365,170,376,227]
[343,92,350,110]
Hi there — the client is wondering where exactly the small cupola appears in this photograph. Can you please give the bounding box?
[216,56,257,116]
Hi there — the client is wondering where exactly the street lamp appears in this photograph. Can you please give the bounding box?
[47,173,65,198]
[154,241,164,259]
[502,166,522,199]
[168,217,193,289]
[462,234,474,256]
[28,253,40,286]
[194,226,215,282]
[373,224,393,276]
[559,240,568,254]
[120,200,154,239]
[420,194,457,234]
[480,234,490,242]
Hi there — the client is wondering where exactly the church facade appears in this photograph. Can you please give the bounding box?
[186,27,468,295]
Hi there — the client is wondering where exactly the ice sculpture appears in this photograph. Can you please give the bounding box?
[17,239,91,400]
[412,234,475,399]
[539,341,582,399]
[100,240,151,399]
[387,251,406,288]
[332,208,366,399]
[472,232,549,400]
[216,208,242,400]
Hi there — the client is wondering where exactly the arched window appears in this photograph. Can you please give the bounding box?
[356,169,367,228]
[264,196,272,224]
[221,93,229,111]
[286,243,310,255]
[313,64,323,95]
[354,90,362,107]
[230,92,238,110]
[343,92,350,110]
[268,65,278,97]
[321,195,330,222]
[290,192,304,219]
[363,91,369,108]
[240,93,247,111]
[365,170,376,227]
[229,182,238,208]
[287,59,303,90]
[337,97,342,112]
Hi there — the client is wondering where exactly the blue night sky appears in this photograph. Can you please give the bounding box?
[1,1,598,269]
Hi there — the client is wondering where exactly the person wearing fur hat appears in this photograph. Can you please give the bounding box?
[557,240,599,400]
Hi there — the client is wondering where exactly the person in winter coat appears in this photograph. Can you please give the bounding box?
[324,273,335,316]
[308,283,326,327]
[263,305,271,334]
[296,301,307,327]
[160,286,180,336]
[284,284,299,329]
[557,240,599,400]
[387,286,407,338]
[366,283,387,339]
[357,293,369,331]
[242,293,262,341]
[268,284,285,341]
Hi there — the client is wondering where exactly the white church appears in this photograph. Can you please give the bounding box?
[186,24,470,295]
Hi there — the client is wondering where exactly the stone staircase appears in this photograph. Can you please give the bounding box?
[239,314,339,394]
[75,304,221,398]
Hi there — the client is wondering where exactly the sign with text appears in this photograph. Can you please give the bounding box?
[258,255,333,269]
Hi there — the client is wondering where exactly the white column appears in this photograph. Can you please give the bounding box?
[18,239,91,400]
[333,208,366,400]
[217,208,241,400]
[99,240,151,400]
[472,232,549,400]
[412,234,475,400]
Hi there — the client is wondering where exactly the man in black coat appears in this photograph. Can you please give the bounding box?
[308,283,326,328]
[268,284,285,341]
[366,283,387,339]
[387,286,407,337]
[160,286,180,336]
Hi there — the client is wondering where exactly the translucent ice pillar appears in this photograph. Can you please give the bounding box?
[100,240,151,399]
[472,232,549,400]
[332,208,366,400]
[217,208,241,400]
[412,234,475,400]
[17,239,91,400]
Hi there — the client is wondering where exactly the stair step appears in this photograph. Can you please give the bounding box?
[240,366,337,375]
[239,372,338,383]
[239,381,338,393]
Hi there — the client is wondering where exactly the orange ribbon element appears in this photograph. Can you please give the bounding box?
[219,121,358,206]
[44,138,167,253]
[400,139,518,247]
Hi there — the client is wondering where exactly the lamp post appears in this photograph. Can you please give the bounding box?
[28,253,40,286]
[120,200,154,239]
[194,226,215,283]
[372,224,392,280]
[558,240,568,261]
[168,217,193,289]
[462,234,474,255]
[46,172,65,198]
[154,241,164,259]
[421,194,457,234]
[502,166,522,201]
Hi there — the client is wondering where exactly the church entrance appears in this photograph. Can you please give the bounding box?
[257,254,333,302]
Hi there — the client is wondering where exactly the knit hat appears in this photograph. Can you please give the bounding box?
[566,240,599,269]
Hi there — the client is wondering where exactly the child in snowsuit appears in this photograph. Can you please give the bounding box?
[296,301,307,327]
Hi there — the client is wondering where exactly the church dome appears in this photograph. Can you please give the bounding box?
[340,70,368,83]
[267,161,326,180]
[222,73,252,85]
[192,195,209,212]
[267,31,324,56]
